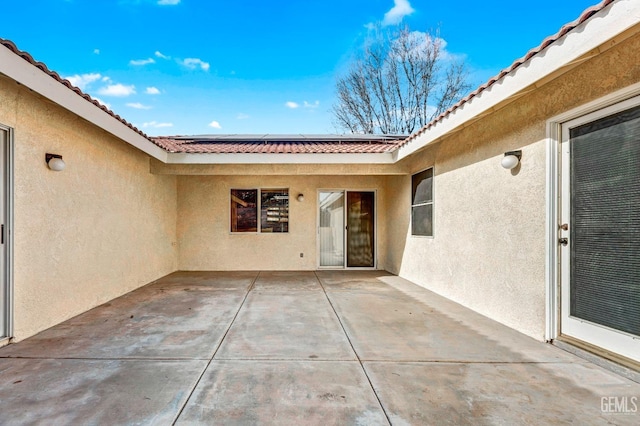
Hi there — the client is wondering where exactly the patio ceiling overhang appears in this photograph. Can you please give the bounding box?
[149,157,409,176]
[165,151,396,164]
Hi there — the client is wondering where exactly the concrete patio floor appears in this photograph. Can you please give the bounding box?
[0,271,638,425]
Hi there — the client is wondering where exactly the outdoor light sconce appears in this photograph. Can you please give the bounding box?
[297,194,305,202]
[501,150,522,170]
[46,153,66,171]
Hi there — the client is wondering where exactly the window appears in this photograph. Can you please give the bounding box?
[231,189,258,232]
[231,189,289,233]
[411,168,433,236]
[261,189,289,233]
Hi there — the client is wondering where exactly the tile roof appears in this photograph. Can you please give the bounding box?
[0,0,617,157]
[0,38,406,155]
[399,0,616,147]
[152,134,406,154]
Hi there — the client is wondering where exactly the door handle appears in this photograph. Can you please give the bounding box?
[559,237,568,246]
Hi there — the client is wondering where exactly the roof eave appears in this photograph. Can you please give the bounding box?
[396,0,640,162]
[165,152,396,164]
[0,41,168,162]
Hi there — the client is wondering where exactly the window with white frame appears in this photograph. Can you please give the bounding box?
[411,168,433,236]
[230,188,289,233]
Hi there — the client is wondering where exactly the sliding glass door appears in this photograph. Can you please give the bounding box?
[0,126,9,340]
[318,191,375,268]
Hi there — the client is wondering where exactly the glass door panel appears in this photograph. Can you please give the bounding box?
[319,191,345,267]
[346,191,375,268]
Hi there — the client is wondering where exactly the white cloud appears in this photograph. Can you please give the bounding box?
[93,49,100,55]
[145,87,161,95]
[155,51,170,60]
[285,101,300,109]
[304,101,320,109]
[158,0,180,5]
[382,0,415,26]
[130,58,156,66]
[208,121,222,129]
[236,113,249,120]
[98,83,136,97]
[181,58,210,71]
[126,102,152,110]
[142,121,173,128]
[64,73,102,91]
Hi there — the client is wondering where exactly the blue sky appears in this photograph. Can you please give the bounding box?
[3,0,599,136]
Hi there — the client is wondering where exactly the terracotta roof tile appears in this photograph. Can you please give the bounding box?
[152,135,404,154]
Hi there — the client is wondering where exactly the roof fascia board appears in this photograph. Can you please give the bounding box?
[165,152,396,164]
[0,45,167,162]
[395,0,639,162]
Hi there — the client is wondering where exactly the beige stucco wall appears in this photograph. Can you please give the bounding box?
[0,76,178,340]
[388,31,640,340]
[1,25,637,344]
[177,174,391,271]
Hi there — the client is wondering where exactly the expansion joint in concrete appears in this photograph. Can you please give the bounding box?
[170,271,261,425]
[314,271,393,426]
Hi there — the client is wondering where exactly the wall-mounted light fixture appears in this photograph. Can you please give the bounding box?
[297,194,304,202]
[46,153,66,171]
[501,150,522,170]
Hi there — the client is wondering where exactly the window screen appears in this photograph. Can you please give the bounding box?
[411,168,433,236]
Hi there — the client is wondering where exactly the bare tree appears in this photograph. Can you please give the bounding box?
[333,26,471,134]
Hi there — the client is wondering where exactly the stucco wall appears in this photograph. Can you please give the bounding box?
[2,26,638,344]
[177,174,390,271]
[389,32,640,340]
[382,174,410,275]
[0,76,177,340]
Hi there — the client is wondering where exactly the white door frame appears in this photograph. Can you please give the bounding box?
[317,189,378,270]
[0,123,14,342]
[546,83,640,361]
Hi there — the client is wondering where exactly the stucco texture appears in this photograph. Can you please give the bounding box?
[177,175,391,271]
[389,31,640,340]
[0,76,177,340]
[1,28,639,345]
